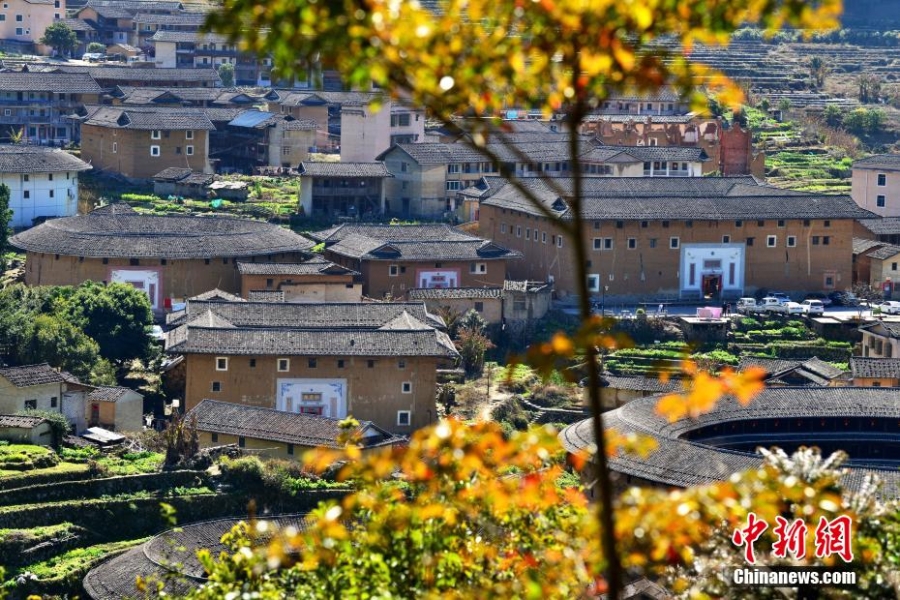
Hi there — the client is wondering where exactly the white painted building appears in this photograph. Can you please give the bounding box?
[0,145,91,228]
[679,243,746,298]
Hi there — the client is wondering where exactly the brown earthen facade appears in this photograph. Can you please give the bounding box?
[80,125,211,179]
[183,354,441,434]
[24,252,308,307]
[479,205,854,300]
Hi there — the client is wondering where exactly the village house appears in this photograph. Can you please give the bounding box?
[849,357,900,387]
[85,386,143,431]
[73,0,184,47]
[307,223,519,299]
[597,374,680,410]
[297,161,391,219]
[132,10,206,47]
[237,256,361,302]
[852,237,900,298]
[164,297,458,434]
[476,176,873,301]
[0,144,91,228]
[78,106,214,179]
[217,109,318,170]
[187,399,403,459]
[54,64,221,88]
[10,203,314,311]
[265,90,425,159]
[0,0,64,55]
[108,85,261,108]
[151,30,263,85]
[0,71,103,143]
[851,154,900,217]
[377,137,710,219]
[407,279,552,325]
[859,321,900,359]
[0,363,69,415]
[58,17,99,55]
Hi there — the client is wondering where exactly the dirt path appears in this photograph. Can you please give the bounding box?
[476,366,513,422]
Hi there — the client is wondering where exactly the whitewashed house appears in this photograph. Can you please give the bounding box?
[0,145,91,228]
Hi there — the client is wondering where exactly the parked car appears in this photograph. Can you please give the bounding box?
[799,299,825,315]
[82,52,103,62]
[803,292,832,307]
[875,301,900,315]
[769,292,791,303]
[775,301,805,316]
[758,297,785,313]
[736,297,759,314]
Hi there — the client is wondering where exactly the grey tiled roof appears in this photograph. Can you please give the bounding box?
[560,387,900,498]
[299,162,392,178]
[479,177,874,221]
[0,72,102,93]
[82,106,214,130]
[166,326,458,357]
[236,257,358,276]
[58,65,220,84]
[164,297,457,358]
[150,30,229,44]
[580,145,709,163]
[247,290,285,302]
[10,204,314,259]
[860,321,900,339]
[852,154,900,170]
[187,399,402,449]
[87,386,140,403]
[857,218,900,236]
[134,11,207,26]
[311,223,518,262]
[850,357,900,380]
[867,243,900,261]
[408,287,503,300]
[601,374,680,393]
[853,237,885,255]
[584,114,696,124]
[738,356,844,382]
[59,18,98,32]
[0,415,46,429]
[171,299,443,329]
[0,363,63,387]
[0,145,91,173]
[151,167,193,181]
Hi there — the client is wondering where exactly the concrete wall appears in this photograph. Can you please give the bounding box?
[6,170,79,228]
[183,353,441,434]
[479,205,853,300]
[0,379,64,414]
[81,125,211,179]
[861,330,900,359]
[341,106,391,162]
[852,166,900,217]
[154,40,177,68]
[417,296,503,324]
[0,422,53,445]
[0,0,62,52]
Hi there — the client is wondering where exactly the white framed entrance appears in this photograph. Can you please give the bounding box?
[276,378,347,418]
[679,243,745,299]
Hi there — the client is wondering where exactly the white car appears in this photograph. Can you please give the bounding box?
[876,301,900,315]
[735,297,759,314]
[799,299,825,315]
[780,301,804,316]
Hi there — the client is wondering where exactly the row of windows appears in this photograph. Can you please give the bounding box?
[210,379,413,394]
[23,397,57,410]
[588,235,830,249]
[500,223,565,247]
[214,357,410,371]
[150,130,194,140]
[147,145,194,157]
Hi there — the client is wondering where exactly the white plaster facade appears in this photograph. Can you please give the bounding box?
[277,378,348,418]
[6,170,80,228]
[679,243,745,298]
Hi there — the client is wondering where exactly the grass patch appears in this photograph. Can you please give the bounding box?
[0,445,59,472]
[10,537,150,582]
[0,523,77,544]
[95,451,164,476]
[0,461,88,482]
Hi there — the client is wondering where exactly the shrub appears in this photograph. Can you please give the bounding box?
[59,446,100,463]
[491,398,530,431]
[530,384,578,408]
[219,455,264,487]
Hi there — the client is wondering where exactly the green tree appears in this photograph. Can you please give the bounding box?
[86,42,106,55]
[16,314,115,384]
[40,22,77,57]
[205,0,843,596]
[217,62,235,87]
[60,281,154,365]
[809,55,828,88]
[858,73,882,103]
[0,183,10,272]
[455,309,493,377]
[823,103,843,127]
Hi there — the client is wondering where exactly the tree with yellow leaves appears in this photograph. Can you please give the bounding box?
[196,1,844,597]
